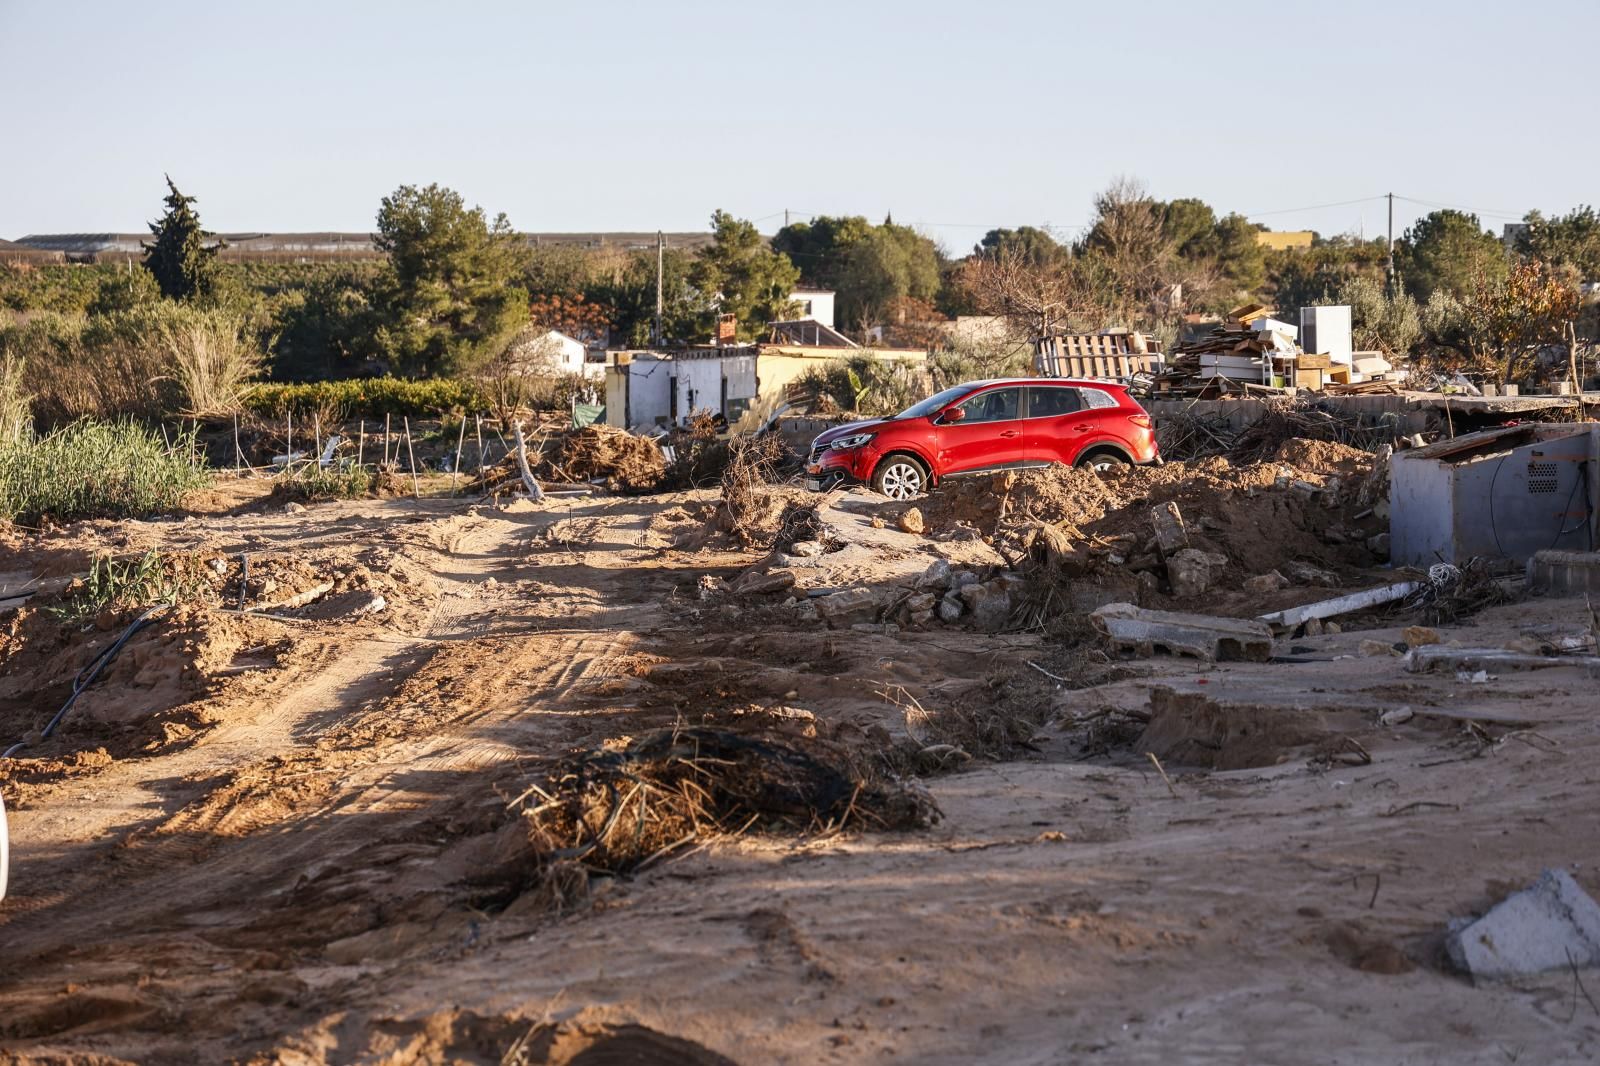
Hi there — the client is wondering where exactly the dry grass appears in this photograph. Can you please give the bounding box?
[157,313,264,416]
[716,434,782,545]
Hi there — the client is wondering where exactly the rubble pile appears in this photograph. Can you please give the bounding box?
[913,441,1393,619]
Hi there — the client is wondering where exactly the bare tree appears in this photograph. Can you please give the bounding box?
[954,249,1101,344]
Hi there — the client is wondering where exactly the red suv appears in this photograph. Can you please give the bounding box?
[804,378,1159,500]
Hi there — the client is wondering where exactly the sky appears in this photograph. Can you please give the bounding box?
[3,0,1595,253]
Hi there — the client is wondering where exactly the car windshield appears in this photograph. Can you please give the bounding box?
[896,384,978,420]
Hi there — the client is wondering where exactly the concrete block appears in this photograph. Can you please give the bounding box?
[1168,549,1228,598]
[1446,869,1600,980]
[1528,550,1600,597]
[1150,502,1189,555]
[814,587,887,625]
[1090,602,1273,662]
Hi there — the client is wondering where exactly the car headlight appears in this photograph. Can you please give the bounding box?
[829,433,876,451]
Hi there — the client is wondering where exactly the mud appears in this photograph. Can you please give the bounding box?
[1,466,1597,1065]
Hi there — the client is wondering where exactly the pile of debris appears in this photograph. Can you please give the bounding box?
[1158,397,1400,462]
[473,425,667,493]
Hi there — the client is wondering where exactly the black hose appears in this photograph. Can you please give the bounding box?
[2,604,171,759]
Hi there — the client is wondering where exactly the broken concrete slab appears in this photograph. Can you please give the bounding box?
[1090,602,1273,662]
[730,568,797,597]
[1406,646,1600,674]
[1445,868,1600,981]
[1257,581,1422,631]
[813,586,889,626]
[1527,550,1600,597]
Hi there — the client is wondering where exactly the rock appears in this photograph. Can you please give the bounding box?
[1325,622,1341,634]
[1303,618,1324,636]
[789,540,826,558]
[283,502,307,515]
[958,581,1013,631]
[1359,639,1398,657]
[813,586,886,625]
[937,592,965,623]
[1365,532,1391,558]
[908,609,934,627]
[731,568,797,597]
[1244,570,1288,594]
[1150,502,1189,555]
[696,575,728,601]
[870,517,886,529]
[1089,602,1273,663]
[851,622,900,634]
[1135,570,1160,599]
[790,601,820,624]
[905,592,937,613]
[949,570,980,589]
[1167,549,1228,599]
[1128,552,1162,573]
[917,560,952,590]
[1284,561,1340,588]
[897,508,926,535]
[1445,869,1600,981]
[1402,625,1441,648]
[1380,706,1414,725]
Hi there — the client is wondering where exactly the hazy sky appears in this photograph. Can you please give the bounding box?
[3,0,1594,251]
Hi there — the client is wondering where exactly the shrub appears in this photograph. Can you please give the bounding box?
[0,420,210,523]
[48,549,213,624]
[157,311,264,416]
[273,462,373,502]
[243,377,489,421]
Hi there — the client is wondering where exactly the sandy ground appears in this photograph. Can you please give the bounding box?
[1,475,1598,1065]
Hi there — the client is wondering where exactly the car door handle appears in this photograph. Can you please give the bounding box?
[999,430,1020,438]
[1074,425,1091,432]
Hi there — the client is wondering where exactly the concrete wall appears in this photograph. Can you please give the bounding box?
[756,348,929,402]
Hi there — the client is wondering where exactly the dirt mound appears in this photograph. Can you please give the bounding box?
[1273,438,1376,474]
[1136,688,1371,770]
[917,444,1385,617]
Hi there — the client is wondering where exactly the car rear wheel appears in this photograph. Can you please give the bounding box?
[1075,449,1130,475]
[873,455,927,500]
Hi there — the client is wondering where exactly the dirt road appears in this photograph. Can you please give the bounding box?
[2,485,1598,1064]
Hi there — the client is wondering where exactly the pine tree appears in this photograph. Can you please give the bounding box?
[141,176,223,300]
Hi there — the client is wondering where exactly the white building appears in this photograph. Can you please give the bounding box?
[788,288,836,330]
[507,329,602,379]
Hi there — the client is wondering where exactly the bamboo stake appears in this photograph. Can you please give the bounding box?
[402,416,420,497]
[451,416,467,495]
[287,410,293,463]
[313,413,322,468]
[233,412,243,475]
[357,419,365,469]
[383,413,392,467]
[474,414,484,477]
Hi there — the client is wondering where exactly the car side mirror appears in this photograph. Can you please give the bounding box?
[941,407,966,424]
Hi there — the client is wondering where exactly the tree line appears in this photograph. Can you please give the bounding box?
[3,177,1598,387]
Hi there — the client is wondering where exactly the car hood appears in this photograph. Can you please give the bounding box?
[812,418,889,447]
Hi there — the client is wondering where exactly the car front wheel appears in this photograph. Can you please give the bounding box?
[873,456,926,500]
[1075,449,1129,474]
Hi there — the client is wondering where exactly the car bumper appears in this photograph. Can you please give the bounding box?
[804,447,876,490]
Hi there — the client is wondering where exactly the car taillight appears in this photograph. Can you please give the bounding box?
[1130,414,1153,428]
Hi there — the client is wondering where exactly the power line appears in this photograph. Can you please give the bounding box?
[1393,195,1526,221]
[1243,195,1387,218]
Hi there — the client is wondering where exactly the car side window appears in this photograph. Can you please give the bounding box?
[1026,386,1083,418]
[952,387,1020,423]
[1080,387,1118,410]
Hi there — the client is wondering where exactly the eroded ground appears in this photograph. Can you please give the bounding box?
[1,469,1598,1065]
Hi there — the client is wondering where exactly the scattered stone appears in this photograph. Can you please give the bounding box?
[1244,570,1288,594]
[851,622,900,634]
[908,609,934,627]
[1325,621,1342,634]
[905,592,937,613]
[1090,602,1273,662]
[1167,549,1228,599]
[1284,561,1340,588]
[1379,706,1413,725]
[789,540,826,558]
[897,508,926,535]
[1135,570,1160,599]
[1303,618,1324,637]
[813,586,886,625]
[937,592,965,623]
[949,570,981,589]
[1402,625,1441,648]
[283,502,307,515]
[1365,532,1391,558]
[1359,639,1398,657]
[731,569,797,597]
[1150,502,1189,555]
[1445,869,1600,981]
[917,560,952,590]
[959,581,1013,631]
[790,601,820,623]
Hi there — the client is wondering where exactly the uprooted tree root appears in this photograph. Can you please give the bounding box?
[715,436,784,545]
[504,726,939,891]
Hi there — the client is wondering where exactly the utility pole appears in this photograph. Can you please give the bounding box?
[653,231,664,348]
[784,208,789,228]
[1386,192,1395,294]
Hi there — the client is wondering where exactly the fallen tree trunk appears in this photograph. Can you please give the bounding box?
[512,422,546,502]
